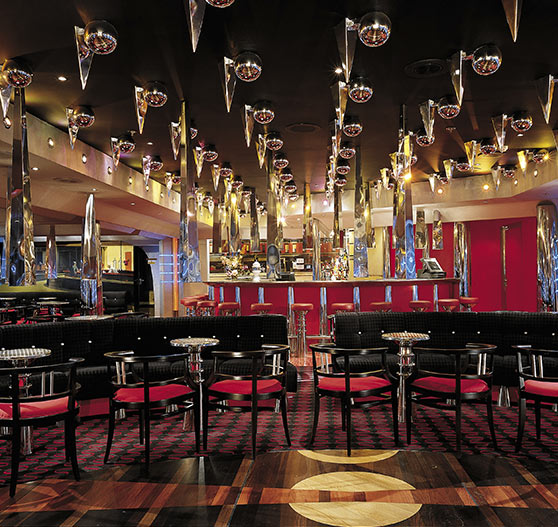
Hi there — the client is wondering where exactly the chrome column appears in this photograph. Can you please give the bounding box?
[319,286,328,337]
[178,101,201,282]
[212,198,222,253]
[433,283,439,311]
[353,146,369,278]
[382,226,392,302]
[353,286,361,312]
[229,190,241,254]
[208,286,214,301]
[333,185,341,249]
[266,156,278,247]
[415,209,426,250]
[46,225,57,281]
[5,88,35,285]
[393,177,416,278]
[249,188,260,252]
[454,222,471,296]
[81,194,103,315]
[537,202,558,311]
[287,286,295,334]
[312,219,321,280]
[303,183,313,250]
[432,210,443,250]
[365,182,375,248]
[258,287,264,303]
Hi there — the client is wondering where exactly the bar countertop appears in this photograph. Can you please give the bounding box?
[206,277,460,286]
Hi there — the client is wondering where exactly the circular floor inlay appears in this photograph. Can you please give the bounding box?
[298,449,398,464]
[289,471,422,527]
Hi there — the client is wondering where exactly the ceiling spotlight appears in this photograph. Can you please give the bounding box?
[57,75,67,82]
[128,176,133,185]
[3,116,11,129]
[482,183,490,190]
[234,51,262,82]
[437,95,461,119]
[358,12,391,47]
[92,188,97,192]
[343,115,363,137]
[81,154,88,163]
[471,44,502,76]
[510,112,533,133]
[348,77,373,103]
[334,67,343,74]
[437,187,443,194]
[107,166,112,175]
[514,179,518,186]
[31,167,39,171]
[47,137,54,147]
[130,202,135,206]
[253,101,275,124]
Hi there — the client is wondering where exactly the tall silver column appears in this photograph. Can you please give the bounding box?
[178,101,201,282]
[212,199,222,253]
[537,202,558,311]
[312,219,321,280]
[266,156,278,248]
[46,225,57,281]
[81,194,103,315]
[382,226,391,278]
[5,88,35,285]
[249,188,260,252]
[454,222,471,296]
[303,183,313,250]
[230,190,241,254]
[393,178,416,278]
[353,146,368,277]
[333,185,341,249]
[432,210,443,250]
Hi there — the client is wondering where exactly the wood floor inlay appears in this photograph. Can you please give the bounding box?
[297,448,399,464]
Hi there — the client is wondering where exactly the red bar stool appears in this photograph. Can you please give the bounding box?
[181,299,198,317]
[330,302,355,314]
[459,297,479,312]
[218,301,241,316]
[197,300,218,316]
[409,300,432,312]
[250,302,273,314]
[292,303,314,358]
[438,299,460,312]
[369,302,392,312]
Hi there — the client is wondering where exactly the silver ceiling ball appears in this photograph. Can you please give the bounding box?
[533,149,550,164]
[172,174,181,184]
[219,162,233,178]
[438,173,449,184]
[117,132,135,153]
[343,115,363,137]
[265,131,283,151]
[234,52,262,82]
[471,44,502,76]
[386,175,396,190]
[256,200,265,212]
[339,141,356,159]
[455,158,471,172]
[2,59,33,88]
[232,174,243,189]
[273,152,289,170]
[358,12,391,47]
[479,139,497,155]
[437,95,460,119]
[84,20,118,55]
[348,77,373,103]
[284,181,297,193]
[410,153,418,166]
[336,158,351,175]
[288,193,300,201]
[279,168,294,182]
[206,0,235,6]
[501,165,516,178]
[203,191,214,205]
[71,106,95,128]
[143,82,168,107]
[510,112,533,133]
[148,155,164,172]
[335,173,347,187]
[415,128,435,147]
[203,144,218,162]
[253,101,275,124]
[190,127,199,139]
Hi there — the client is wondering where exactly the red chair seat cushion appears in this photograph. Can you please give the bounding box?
[197,300,218,308]
[524,380,558,397]
[319,376,391,393]
[292,303,314,312]
[0,397,70,420]
[251,303,273,312]
[209,379,282,395]
[411,376,489,394]
[114,384,193,403]
[219,302,240,310]
[331,303,355,312]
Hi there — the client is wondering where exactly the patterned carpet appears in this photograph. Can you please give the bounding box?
[2,371,558,488]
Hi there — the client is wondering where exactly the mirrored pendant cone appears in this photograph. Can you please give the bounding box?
[169,120,181,160]
[491,166,501,190]
[185,0,206,52]
[536,75,555,124]
[443,159,454,182]
[241,104,254,147]
[6,88,35,285]
[419,99,436,141]
[432,210,443,250]
[501,0,522,42]
[81,194,102,314]
[0,78,11,120]
[110,136,120,169]
[335,18,358,83]
[353,146,368,277]
[536,202,558,311]
[193,145,204,178]
[256,133,266,169]
[464,140,479,172]
[220,56,236,112]
[331,81,348,127]
[492,114,508,152]
[517,150,528,176]
[66,108,79,149]
[450,50,465,106]
[75,26,94,90]
[46,225,57,280]
[134,86,148,134]
[211,163,220,191]
[454,222,471,296]
[249,189,260,252]
[428,175,436,193]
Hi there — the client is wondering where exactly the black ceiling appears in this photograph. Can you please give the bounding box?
[2,0,558,200]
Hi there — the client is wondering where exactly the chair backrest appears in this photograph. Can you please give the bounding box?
[514,345,558,388]
[0,358,84,424]
[309,343,391,389]
[208,344,289,395]
[104,351,191,404]
[413,343,497,395]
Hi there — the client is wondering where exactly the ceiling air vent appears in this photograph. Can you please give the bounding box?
[404,58,447,79]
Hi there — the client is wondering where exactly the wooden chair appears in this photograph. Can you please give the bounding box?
[309,343,399,456]
[203,344,290,458]
[0,358,83,496]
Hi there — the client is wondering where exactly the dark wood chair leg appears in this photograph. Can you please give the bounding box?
[516,397,527,452]
[391,388,399,446]
[251,398,258,459]
[193,395,200,453]
[139,410,144,445]
[143,405,150,470]
[345,396,352,457]
[66,417,80,481]
[456,401,462,454]
[535,400,541,440]
[341,402,346,432]
[10,426,21,497]
[486,396,498,450]
[104,405,116,464]
[280,394,291,446]
[309,391,320,446]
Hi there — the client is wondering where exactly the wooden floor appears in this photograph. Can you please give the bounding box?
[1,448,558,526]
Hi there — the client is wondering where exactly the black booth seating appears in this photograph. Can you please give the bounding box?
[0,315,297,399]
[333,311,558,388]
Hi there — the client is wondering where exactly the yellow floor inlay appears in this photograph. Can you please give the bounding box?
[297,449,398,464]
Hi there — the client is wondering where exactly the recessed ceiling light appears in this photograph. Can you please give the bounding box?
[32,167,39,171]
[3,116,11,129]
[147,141,153,146]
[514,179,518,185]
[128,176,133,184]
[47,137,55,148]
[57,76,67,82]
[437,188,443,194]
[107,166,112,175]
[483,184,490,191]
[534,170,538,177]
[334,67,343,74]
[517,133,523,137]
[92,188,97,192]
[81,154,87,163]
[130,202,136,206]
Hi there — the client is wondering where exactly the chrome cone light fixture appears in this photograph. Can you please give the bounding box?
[66,106,95,148]
[253,100,275,124]
[510,112,533,133]
[110,131,135,169]
[234,52,262,82]
[134,82,168,134]
[349,77,373,103]
[342,115,363,137]
[75,20,118,90]
[358,12,391,47]
[142,154,163,188]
